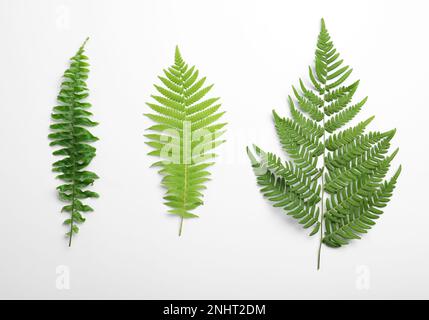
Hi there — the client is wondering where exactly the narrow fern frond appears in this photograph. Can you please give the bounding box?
[247,19,401,269]
[145,46,226,236]
[49,38,99,246]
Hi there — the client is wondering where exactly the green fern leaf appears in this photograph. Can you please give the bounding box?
[49,38,99,246]
[145,46,226,236]
[247,19,401,269]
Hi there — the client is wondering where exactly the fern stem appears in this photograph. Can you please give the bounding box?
[317,166,324,270]
[179,163,188,237]
[68,144,77,247]
[317,89,327,270]
[69,120,76,247]
[179,65,187,238]
[68,82,78,247]
[179,217,184,236]
[68,138,76,247]
[69,184,75,247]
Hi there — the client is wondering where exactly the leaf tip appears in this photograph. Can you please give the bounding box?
[272,109,280,120]
[385,128,397,138]
[81,37,90,48]
[366,115,375,124]
[396,165,403,176]
[321,18,326,30]
[175,45,182,62]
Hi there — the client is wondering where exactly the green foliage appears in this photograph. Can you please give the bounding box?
[49,38,99,246]
[247,19,401,268]
[145,46,226,236]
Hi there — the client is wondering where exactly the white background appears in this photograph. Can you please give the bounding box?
[0,0,428,299]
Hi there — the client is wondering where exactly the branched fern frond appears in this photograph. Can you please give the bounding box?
[247,19,401,269]
[49,38,99,246]
[145,46,226,236]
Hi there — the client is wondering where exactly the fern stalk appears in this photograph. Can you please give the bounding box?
[179,163,188,236]
[317,118,326,270]
[317,42,329,269]
[247,19,401,269]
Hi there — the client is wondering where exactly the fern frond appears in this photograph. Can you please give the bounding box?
[325,130,395,172]
[247,19,401,268]
[324,81,359,115]
[324,97,367,133]
[289,99,324,138]
[325,116,374,151]
[299,79,324,107]
[292,88,324,121]
[247,146,320,235]
[323,166,401,247]
[145,46,226,236]
[273,109,322,176]
[324,148,398,222]
[49,38,99,246]
[324,80,359,102]
[325,134,395,194]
